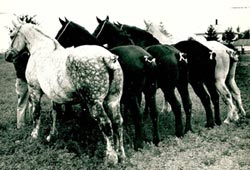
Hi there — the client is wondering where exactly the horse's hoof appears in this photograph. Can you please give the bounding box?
[215,119,222,126]
[223,118,230,124]
[153,138,160,146]
[165,102,172,113]
[31,130,38,139]
[240,108,246,117]
[175,131,184,138]
[118,153,126,163]
[205,122,214,128]
[46,135,51,142]
[184,127,194,134]
[134,141,144,151]
[17,123,25,129]
[232,113,239,122]
[105,150,118,165]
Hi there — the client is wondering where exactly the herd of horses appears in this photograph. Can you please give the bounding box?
[4,16,246,164]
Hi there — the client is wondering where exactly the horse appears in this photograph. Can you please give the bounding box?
[93,16,188,142]
[55,17,158,150]
[112,19,221,129]
[192,40,246,123]
[138,22,246,123]
[4,23,126,164]
[143,20,174,44]
[55,17,101,47]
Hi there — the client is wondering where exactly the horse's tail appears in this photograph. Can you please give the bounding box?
[103,55,124,104]
[226,49,239,62]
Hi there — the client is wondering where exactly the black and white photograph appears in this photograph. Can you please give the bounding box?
[0,0,249,169]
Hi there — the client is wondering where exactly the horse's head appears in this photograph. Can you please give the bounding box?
[5,25,28,62]
[93,16,133,48]
[55,17,71,46]
[144,20,163,37]
[93,16,112,45]
[55,17,100,47]
[144,20,173,44]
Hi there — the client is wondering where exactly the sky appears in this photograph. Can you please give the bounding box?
[1,0,250,51]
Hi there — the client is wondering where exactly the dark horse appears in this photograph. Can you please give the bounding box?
[114,21,220,127]
[55,18,158,150]
[93,16,188,144]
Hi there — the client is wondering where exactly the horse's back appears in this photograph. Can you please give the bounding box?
[111,45,156,94]
[146,44,179,67]
[146,44,180,86]
[111,45,152,72]
[72,45,114,59]
[203,41,231,79]
[36,45,118,103]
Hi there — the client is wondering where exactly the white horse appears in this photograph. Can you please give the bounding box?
[196,40,246,123]
[144,20,174,44]
[5,23,125,164]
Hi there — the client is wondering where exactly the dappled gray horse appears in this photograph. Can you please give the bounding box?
[4,23,125,164]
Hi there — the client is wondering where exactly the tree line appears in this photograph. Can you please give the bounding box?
[205,24,250,43]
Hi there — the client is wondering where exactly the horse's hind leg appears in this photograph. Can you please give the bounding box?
[46,101,58,142]
[129,94,144,150]
[215,80,237,124]
[205,81,221,125]
[226,62,246,117]
[104,96,125,162]
[89,100,118,164]
[144,87,159,146]
[29,88,43,139]
[190,81,214,128]
[162,88,183,137]
[177,80,192,133]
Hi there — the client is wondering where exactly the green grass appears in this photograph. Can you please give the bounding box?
[0,56,249,169]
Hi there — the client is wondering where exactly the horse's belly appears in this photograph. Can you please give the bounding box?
[38,68,78,103]
[43,83,77,103]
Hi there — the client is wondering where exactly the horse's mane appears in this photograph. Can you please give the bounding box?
[33,26,59,50]
[70,21,90,34]
[108,22,131,38]
[123,24,160,43]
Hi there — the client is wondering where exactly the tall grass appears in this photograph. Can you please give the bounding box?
[0,55,249,169]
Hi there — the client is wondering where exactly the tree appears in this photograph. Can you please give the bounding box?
[236,26,240,34]
[241,29,250,39]
[222,27,236,44]
[205,25,218,41]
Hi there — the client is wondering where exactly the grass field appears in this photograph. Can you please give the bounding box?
[0,54,249,169]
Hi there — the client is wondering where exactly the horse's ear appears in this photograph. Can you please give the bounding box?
[113,21,117,26]
[116,21,122,27]
[106,16,109,21]
[59,17,65,25]
[64,17,69,23]
[96,16,102,23]
[144,20,149,27]
[12,17,21,28]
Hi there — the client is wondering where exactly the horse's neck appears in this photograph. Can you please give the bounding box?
[83,33,100,45]
[25,29,61,57]
[109,33,133,48]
